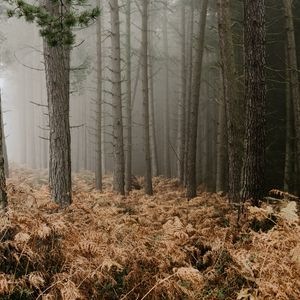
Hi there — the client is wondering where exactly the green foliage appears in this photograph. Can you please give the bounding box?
[5,0,100,46]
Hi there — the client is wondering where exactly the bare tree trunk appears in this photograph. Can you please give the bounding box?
[149,12,159,177]
[43,0,72,207]
[177,2,186,184]
[1,105,9,178]
[0,91,7,209]
[110,0,125,195]
[216,81,228,192]
[83,102,88,170]
[186,0,208,199]
[125,0,132,193]
[163,0,171,178]
[241,0,266,205]
[184,3,194,186]
[95,0,103,191]
[132,52,142,110]
[196,91,204,185]
[284,55,294,192]
[141,0,153,195]
[217,0,242,202]
[283,0,300,195]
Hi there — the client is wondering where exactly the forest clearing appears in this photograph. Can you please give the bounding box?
[0,167,298,299]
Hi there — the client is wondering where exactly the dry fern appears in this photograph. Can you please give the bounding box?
[0,167,298,299]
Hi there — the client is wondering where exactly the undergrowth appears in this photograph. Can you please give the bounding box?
[0,168,298,299]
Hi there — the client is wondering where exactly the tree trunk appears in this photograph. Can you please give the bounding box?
[162,5,171,177]
[1,105,9,178]
[0,91,7,210]
[95,0,103,191]
[216,78,228,192]
[125,0,132,193]
[284,53,294,192]
[163,1,171,178]
[141,0,153,195]
[43,0,72,207]
[149,11,159,177]
[186,0,208,199]
[110,0,125,195]
[283,0,300,195]
[177,2,186,184]
[184,2,194,186]
[217,0,243,202]
[241,0,266,205]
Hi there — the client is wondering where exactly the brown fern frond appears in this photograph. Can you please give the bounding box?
[269,189,299,200]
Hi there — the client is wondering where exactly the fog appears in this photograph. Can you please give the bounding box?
[1,0,290,198]
[0,0,219,183]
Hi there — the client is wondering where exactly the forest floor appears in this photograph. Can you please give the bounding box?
[0,167,299,300]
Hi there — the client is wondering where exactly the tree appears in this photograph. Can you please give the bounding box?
[141,0,153,195]
[95,0,103,191]
[241,0,266,205]
[217,0,243,201]
[0,90,7,209]
[149,6,159,177]
[7,0,99,207]
[177,1,186,184]
[183,1,194,186]
[125,0,132,193]
[162,0,171,178]
[216,71,227,192]
[284,49,294,192]
[0,95,9,177]
[110,0,125,195]
[283,0,300,195]
[43,1,72,207]
[186,0,208,199]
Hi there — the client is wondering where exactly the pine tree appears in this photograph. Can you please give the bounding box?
[7,0,99,207]
[125,0,132,194]
[141,0,153,195]
[0,90,7,210]
[110,0,125,195]
[241,0,266,205]
[95,0,103,191]
[217,0,243,202]
[186,0,208,199]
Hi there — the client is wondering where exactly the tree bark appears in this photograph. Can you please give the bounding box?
[284,54,294,192]
[217,0,243,202]
[141,0,153,195]
[241,0,266,205]
[125,0,132,193]
[110,0,125,195]
[283,0,300,195]
[149,10,159,177]
[216,79,228,192]
[183,2,194,186]
[95,0,103,191]
[186,0,208,199]
[163,0,171,178]
[177,2,186,184]
[1,105,9,178]
[0,91,7,210]
[43,0,72,207]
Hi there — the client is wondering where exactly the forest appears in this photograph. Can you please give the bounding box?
[0,0,299,299]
